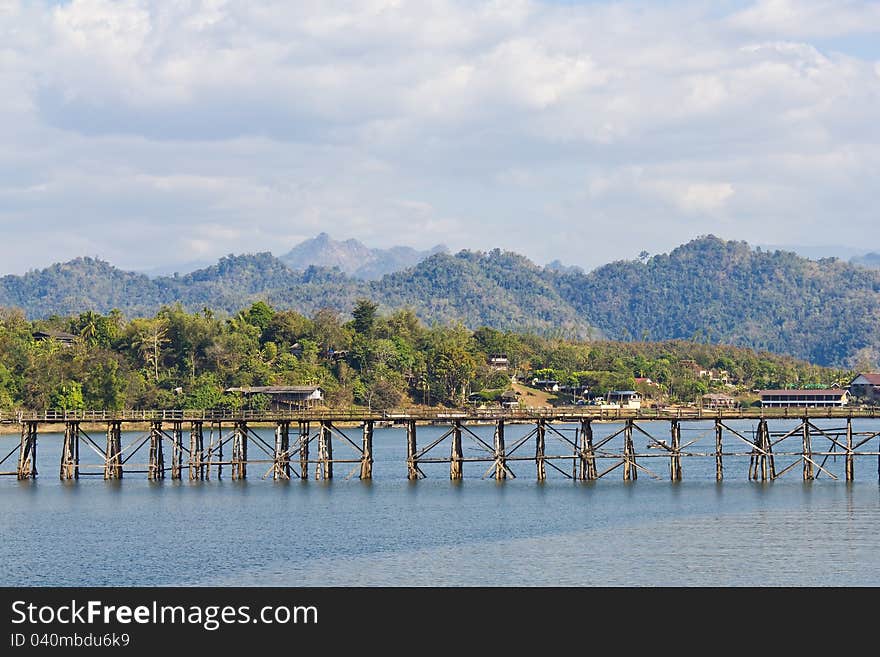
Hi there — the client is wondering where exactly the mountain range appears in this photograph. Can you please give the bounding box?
[2,235,879,369]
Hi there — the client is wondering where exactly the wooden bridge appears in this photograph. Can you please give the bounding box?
[2,407,879,483]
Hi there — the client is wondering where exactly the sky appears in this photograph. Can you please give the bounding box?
[1,0,879,275]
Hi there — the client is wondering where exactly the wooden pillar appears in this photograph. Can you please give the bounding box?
[148,421,165,481]
[273,421,291,481]
[60,422,80,480]
[209,422,223,480]
[493,420,506,480]
[299,421,310,480]
[450,420,463,480]
[317,421,333,480]
[406,420,419,480]
[715,419,723,482]
[750,419,774,481]
[17,422,37,480]
[578,419,597,480]
[104,420,122,480]
[802,418,813,481]
[535,419,546,481]
[845,418,854,482]
[189,421,204,481]
[232,421,248,480]
[360,421,373,480]
[670,420,682,481]
[623,419,637,481]
[171,421,183,480]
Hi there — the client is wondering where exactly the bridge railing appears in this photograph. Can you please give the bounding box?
[1,405,878,424]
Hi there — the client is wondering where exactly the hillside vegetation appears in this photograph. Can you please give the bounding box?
[0,302,852,412]
[2,236,879,368]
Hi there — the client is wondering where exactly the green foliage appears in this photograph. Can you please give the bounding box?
[50,381,85,411]
[0,300,853,411]
[3,237,879,368]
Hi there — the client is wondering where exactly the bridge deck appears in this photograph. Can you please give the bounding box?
[2,406,878,424]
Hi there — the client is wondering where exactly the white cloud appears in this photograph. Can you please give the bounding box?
[0,0,879,274]
[728,0,880,39]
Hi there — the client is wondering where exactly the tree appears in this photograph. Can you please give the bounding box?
[351,298,379,337]
[128,318,170,383]
[50,381,85,411]
[241,301,275,332]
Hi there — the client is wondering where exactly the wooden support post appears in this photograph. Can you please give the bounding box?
[299,421,310,480]
[317,421,333,480]
[104,421,122,480]
[493,420,506,480]
[715,419,723,481]
[845,418,854,482]
[406,420,419,480]
[450,420,463,480]
[189,421,204,481]
[274,421,291,481]
[148,421,165,481]
[535,419,546,481]
[232,421,248,480]
[360,421,373,480]
[60,422,80,480]
[750,419,774,481]
[578,419,597,480]
[17,422,37,480]
[623,419,637,481]
[802,418,813,481]
[210,422,223,480]
[171,421,183,480]
[670,420,682,481]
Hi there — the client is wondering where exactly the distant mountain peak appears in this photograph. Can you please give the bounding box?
[279,234,448,280]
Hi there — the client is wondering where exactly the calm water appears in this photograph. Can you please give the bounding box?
[2,419,880,586]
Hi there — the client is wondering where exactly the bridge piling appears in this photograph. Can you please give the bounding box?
[60,422,80,480]
[623,419,637,481]
[802,418,813,481]
[578,419,597,480]
[670,419,682,481]
[317,421,333,480]
[535,419,546,481]
[493,420,507,480]
[361,421,373,480]
[189,421,204,480]
[450,420,463,480]
[148,421,164,481]
[17,422,37,480]
[231,421,247,480]
[406,420,418,479]
[104,421,122,480]
[273,421,290,481]
[299,422,310,480]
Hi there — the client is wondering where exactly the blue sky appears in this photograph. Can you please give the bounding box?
[1,0,878,274]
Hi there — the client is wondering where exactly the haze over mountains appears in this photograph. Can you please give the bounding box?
[2,235,879,369]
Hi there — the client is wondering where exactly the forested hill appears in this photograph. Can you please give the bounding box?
[2,236,879,368]
[551,237,880,368]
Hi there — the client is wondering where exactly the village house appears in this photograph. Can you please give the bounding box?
[531,379,560,392]
[606,390,642,409]
[487,354,509,371]
[702,393,737,409]
[759,389,849,408]
[849,373,880,402]
[499,390,519,409]
[225,385,324,411]
[32,330,77,347]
